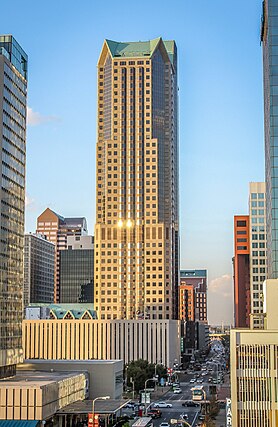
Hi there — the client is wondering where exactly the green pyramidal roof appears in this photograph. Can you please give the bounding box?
[105,37,175,64]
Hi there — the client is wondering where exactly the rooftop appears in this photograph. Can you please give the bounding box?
[105,37,175,64]
[56,399,129,415]
[0,370,84,388]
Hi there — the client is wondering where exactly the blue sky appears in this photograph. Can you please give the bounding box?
[2,0,264,324]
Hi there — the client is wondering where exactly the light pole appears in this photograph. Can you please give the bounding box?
[92,396,110,427]
[144,378,156,414]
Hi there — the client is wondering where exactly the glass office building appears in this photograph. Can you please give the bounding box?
[262,0,278,278]
[59,236,94,303]
[0,35,27,378]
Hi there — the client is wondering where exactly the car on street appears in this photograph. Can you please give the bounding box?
[182,401,199,407]
[197,378,203,383]
[124,402,136,409]
[173,387,182,394]
[159,423,170,427]
[147,410,162,419]
[189,378,196,383]
[172,382,180,387]
[154,402,172,408]
[179,413,188,420]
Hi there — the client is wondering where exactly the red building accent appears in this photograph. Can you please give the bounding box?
[233,215,250,327]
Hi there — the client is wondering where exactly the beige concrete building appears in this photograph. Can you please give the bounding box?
[22,318,181,367]
[21,360,123,399]
[230,280,278,426]
[94,38,179,321]
[0,370,88,420]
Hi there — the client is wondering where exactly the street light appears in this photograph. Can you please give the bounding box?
[144,378,157,414]
[92,396,110,427]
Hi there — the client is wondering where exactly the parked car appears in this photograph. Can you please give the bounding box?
[159,423,170,427]
[173,387,182,394]
[189,378,196,384]
[154,402,172,408]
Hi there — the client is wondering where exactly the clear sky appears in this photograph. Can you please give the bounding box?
[1,0,264,325]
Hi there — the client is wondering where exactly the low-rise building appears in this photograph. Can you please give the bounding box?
[20,359,123,399]
[0,370,88,421]
[23,318,181,367]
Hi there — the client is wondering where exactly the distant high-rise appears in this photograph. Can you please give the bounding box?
[24,233,55,308]
[233,215,250,328]
[59,235,94,303]
[94,38,179,320]
[248,182,267,329]
[180,270,207,322]
[0,35,28,378]
[233,183,267,329]
[37,208,88,302]
[262,0,278,278]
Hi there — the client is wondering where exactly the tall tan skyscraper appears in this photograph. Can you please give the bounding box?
[94,38,179,320]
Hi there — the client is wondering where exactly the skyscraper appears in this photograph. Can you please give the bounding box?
[24,233,55,307]
[180,270,208,322]
[0,35,27,378]
[37,208,88,302]
[94,38,179,320]
[59,235,94,303]
[249,182,267,328]
[262,0,278,278]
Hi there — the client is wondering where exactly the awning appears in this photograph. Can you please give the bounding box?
[0,421,39,427]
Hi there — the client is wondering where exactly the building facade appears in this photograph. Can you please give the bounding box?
[262,0,278,279]
[0,370,88,421]
[0,35,28,378]
[36,208,88,303]
[23,318,181,367]
[59,235,94,303]
[179,283,194,321]
[24,233,55,307]
[180,270,207,322]
[233,215,251,328]
[94,38,179,320]
[230,280,278,427]
[249,182,267,328]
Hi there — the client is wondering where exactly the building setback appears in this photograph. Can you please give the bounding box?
[36,208,88,303]
[24,233,55,307]
[94,38,179,320]
[59,235,94,303]
[0,35,28,378]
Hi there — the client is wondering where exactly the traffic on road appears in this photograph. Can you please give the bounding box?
[122,339,228,427]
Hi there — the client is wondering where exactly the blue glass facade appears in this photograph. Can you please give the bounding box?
[262,0,278,278]
[0,35,27,378]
